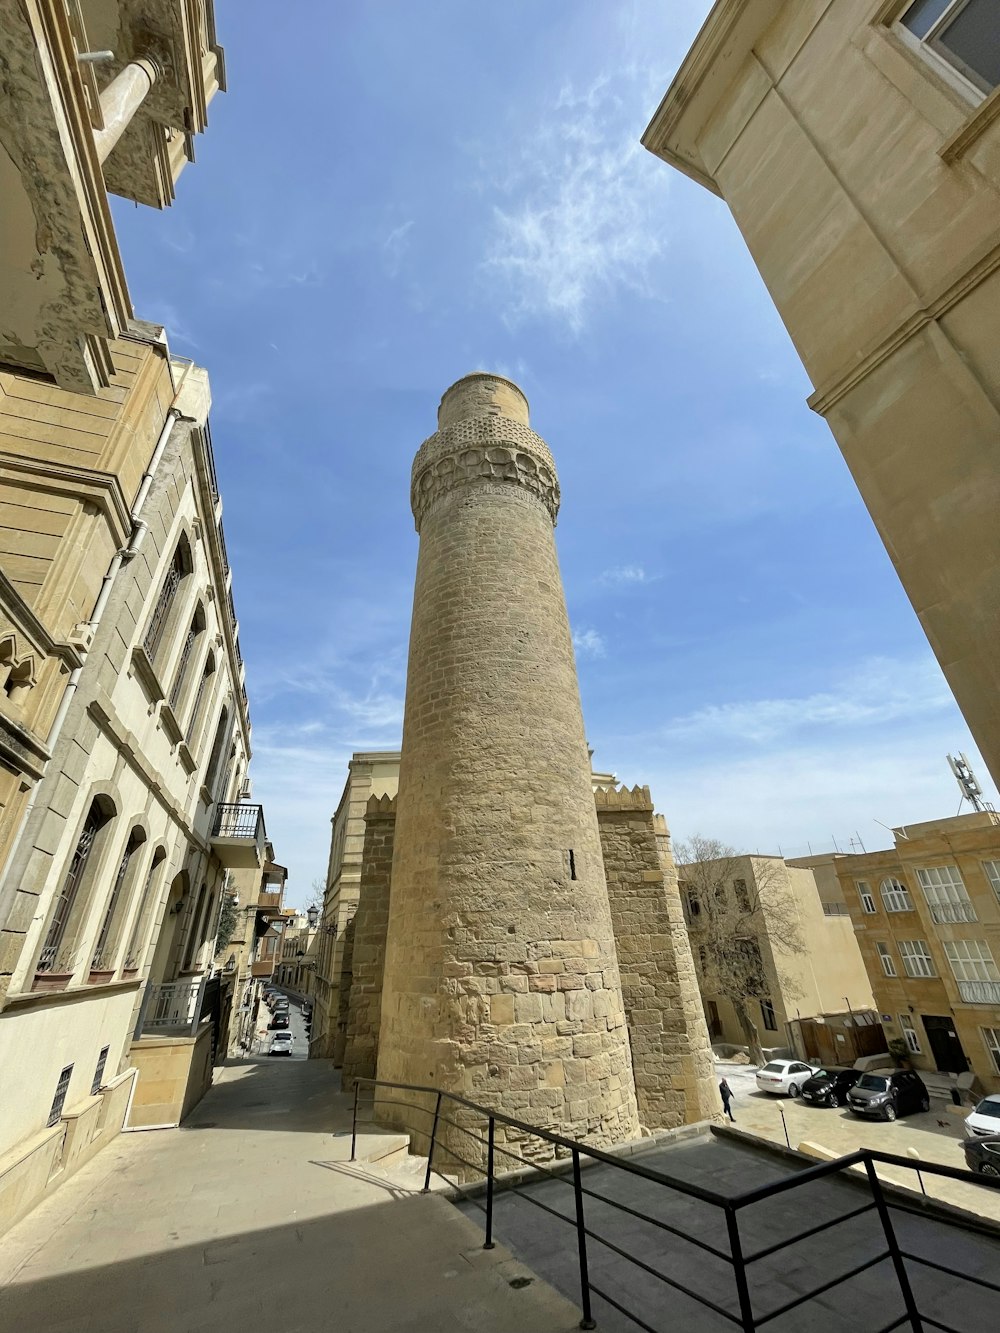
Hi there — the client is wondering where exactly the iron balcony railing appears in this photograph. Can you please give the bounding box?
[212,802,265,841]
[134,977,208,1038]
[351,1077,1000,1333]
[957,979,1000,1004]
[929,901,978,924]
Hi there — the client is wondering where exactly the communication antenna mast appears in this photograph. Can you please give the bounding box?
[948,752,991,813]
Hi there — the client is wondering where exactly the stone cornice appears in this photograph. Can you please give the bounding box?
[411,416,560,531]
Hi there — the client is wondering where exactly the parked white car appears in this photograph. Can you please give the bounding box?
[269,1032,294,1057]
[755,1059,819,1097]
[964,1093,1000,1137]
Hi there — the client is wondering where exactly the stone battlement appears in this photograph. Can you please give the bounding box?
[594,784,654,812]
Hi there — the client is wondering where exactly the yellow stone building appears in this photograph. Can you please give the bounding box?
[0,2,281,1234]
[644,1,1000,790]
[677,853,876,1055]
[835,813,1000,1094]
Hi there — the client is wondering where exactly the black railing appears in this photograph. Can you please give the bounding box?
[212,802,264,841]
[351,1078,1000,1333]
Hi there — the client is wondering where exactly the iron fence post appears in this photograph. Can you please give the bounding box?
[422,1091,443,1193]
[725,1206,756,1332]
[863,1155,924,1331]
[484,1116,496,1250]
[351,1080,360,1162]
[571,1147,596,1330]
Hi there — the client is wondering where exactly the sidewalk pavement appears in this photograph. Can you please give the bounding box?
[0,1057,580,1333]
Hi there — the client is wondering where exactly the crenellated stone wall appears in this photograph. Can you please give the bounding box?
[341,795,396,1087]
[596,785,718,1128]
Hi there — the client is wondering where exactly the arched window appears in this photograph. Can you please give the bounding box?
[880,877,914,913]
[90,826,147,974]
[168,604,206,712]
[143,536,193,663]
[204,705,230,792]
[37,798,114,977]
[186,650,216,744]
[122,846,167,973]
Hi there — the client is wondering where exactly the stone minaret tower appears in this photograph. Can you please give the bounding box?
[377,373,640,1160]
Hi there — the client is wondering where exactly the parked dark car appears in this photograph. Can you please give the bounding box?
[847,1069,929,1121]
[269,1013,289,1029]
[799,1067,861,1108]
[962,1134,1000,1180]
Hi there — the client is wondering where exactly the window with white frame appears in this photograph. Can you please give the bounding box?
[943,939,1000,983]
[880,877,914,912]
[876,942,898,977]
[982,860,1000,904]
[858,881,878,914]
[899,1014,922,1055]
[982,1026,1000,1075]
[898,939,936,978]
[895,0,1000,97]
[915,865,977,923]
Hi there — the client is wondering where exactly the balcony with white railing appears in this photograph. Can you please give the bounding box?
[134,977,207,1037]
[957,979,1000,1005]
[929,901,978,924]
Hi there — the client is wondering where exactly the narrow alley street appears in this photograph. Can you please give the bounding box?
[0,1000,579,1333]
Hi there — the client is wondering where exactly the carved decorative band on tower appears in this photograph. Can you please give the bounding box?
[377,373,641,1166]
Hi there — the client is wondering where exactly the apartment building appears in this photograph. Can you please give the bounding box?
[677,853,876,1053]
[221,850,288,1052]
[836,813,1000,1093]
[644,2,1000,791]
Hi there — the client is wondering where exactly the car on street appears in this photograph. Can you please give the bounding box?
[269,1013,289,1029]
[755,1059,819,1097]
[269,1032,294,1056]
[964,1094,1000,1138]
[799,1066,862,1108]
[847,1069,929,1121]
[962,1133,1000,1180]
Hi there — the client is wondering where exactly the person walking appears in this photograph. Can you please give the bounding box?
[720,1077,735,1122]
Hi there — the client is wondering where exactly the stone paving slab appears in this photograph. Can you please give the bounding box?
[0,1057,580,1333]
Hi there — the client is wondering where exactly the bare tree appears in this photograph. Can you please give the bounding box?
[675,835,804,1065]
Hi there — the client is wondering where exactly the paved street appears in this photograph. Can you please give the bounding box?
[716,1060,1000,1221]
[0,1025,579,1333]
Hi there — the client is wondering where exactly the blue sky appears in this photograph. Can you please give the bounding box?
[112,1,995,901]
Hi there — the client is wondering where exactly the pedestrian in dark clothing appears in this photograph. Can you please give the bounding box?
[720,1077,735,1122]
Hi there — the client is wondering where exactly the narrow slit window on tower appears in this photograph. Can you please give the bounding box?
[568,849,577,881]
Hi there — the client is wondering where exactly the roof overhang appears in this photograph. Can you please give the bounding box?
[641,0,782,196]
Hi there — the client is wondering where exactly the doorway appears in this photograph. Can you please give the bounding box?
[921,1014,969,1074]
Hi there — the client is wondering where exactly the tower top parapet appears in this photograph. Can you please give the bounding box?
[438,373,530,429]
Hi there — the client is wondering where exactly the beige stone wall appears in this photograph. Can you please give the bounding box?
[378,375,640,1163]
[127,1025,214,1129]
[644,2,1000,794]
[597,787,717,1128]
[341,796,395,1087]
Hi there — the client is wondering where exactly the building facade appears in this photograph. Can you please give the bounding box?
[678,853,876,1054]
[644,1,1000,790]
[835,812,1000,1093]
[221,850,288,1053]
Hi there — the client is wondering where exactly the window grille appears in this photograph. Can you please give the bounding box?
[876,942,898,977]
[92,831,141,969]
[880,877,914,912]
[169,619,199,709]
[91,1046,110,1096]
[760,998,777,1031]
[39,804,104,971]
[143,545,187,661]
[857,881,877,914]
[47,1064,73,1127]
[899,1015,922,1055]
[915,865,976,923]
[898,939,936,978]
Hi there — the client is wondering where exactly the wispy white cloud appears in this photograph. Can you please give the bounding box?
[383,219,415,276]
[573,627,607,659]
[482,69,667,332]
[664,657,953,746]
[600,564,651,586]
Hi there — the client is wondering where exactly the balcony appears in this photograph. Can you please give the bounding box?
[257,892,282,910]
[251,959,275,978]
[134,978,207,1037]
[957,980,1000,1004]
[211,803,266,869]
[929,901,978,924]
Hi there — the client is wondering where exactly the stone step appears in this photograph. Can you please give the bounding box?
[352,1130,412,1166]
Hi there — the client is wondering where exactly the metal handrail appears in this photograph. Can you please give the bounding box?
[351,1076,1000,1333]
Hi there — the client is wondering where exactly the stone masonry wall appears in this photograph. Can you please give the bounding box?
[342,796,395,1088]
[597,786,718,1128]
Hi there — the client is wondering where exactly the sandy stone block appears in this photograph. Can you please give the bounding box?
[581,939,600,957]
[566,990,593,1022]
[541,1060,565,1087]
[573,1033,603,1059]
[514,994,543,1024]
[499,974,529,993]
[528,973,557,993]
[537,958,565,974]
[490,994,515,1026]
